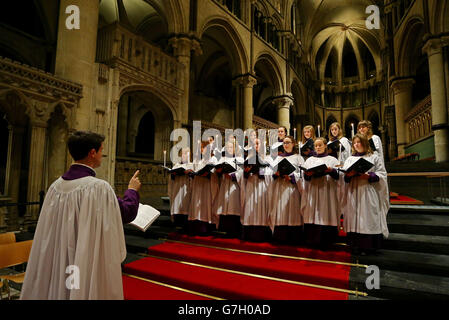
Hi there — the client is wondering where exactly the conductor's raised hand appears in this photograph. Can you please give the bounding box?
[128,170,142,191]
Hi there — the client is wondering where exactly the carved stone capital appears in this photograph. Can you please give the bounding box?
[233,74,257,88]
[169,36,202,57]
[391,78,415,95]
[272,95,294,110]
[423,38,443,57]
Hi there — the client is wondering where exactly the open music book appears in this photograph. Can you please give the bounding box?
[129,203,161,232]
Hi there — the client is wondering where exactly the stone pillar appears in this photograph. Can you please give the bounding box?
[234,74,257,130]
[423,38,449,162]
[273,96,294,131]
[25,121,47,229]
[391,78,415,156]
[170,36,202,126]
[117,98,128,157]
[55,0,100,131]
[6,126,25,231]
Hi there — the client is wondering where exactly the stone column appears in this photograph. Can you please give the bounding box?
[423,38,449,162]
[6,126,25,231]
[234,74,257,130]
[55,0,100,131]
[391,78,415,156]
[25,121,47,229]
[117,98,128,157]
[170,36,202,126]
[273,96,294,131]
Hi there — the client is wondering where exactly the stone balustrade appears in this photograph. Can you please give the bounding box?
[96,23,184,91]
[405,95,432,144]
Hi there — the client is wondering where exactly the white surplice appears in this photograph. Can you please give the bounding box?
[237,156,274,226]
[267,154,305,232]
[213,157,244,218]
[20,176,126,300]
[301,156,340,227]
[341,154,389,237]
[371,135,384,163]
[168,163,194,216]
[328,137,352,163]
[188,157,219,225]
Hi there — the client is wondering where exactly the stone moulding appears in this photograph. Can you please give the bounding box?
[0,56,83,103]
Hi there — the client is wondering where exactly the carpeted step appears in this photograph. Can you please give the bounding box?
[389,205,449,215]
[383,233,449,255]
[123,256,351,300]
[146,241,351,290]
[166,233,352,263]
[122,274,211,300]
[387,213,449,236]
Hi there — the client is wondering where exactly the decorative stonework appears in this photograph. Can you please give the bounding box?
[0,56,82,103]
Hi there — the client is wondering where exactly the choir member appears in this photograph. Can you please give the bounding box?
[268,136,304,244]
[168,147,194,231]
[214,142,244,237]
[239,138,274,242]
[299,125,316,159]
[328,122,352,164]
[188,141,219,235]
[270,126,287,156]
[357,120,384,164]
[341,134,389,254]
[301,138,340,249]
[243,129,257,159]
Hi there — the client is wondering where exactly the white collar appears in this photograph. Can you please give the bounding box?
[72,163,97,174]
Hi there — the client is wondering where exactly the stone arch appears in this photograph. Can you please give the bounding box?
[120,84,179,121]
[396,16,425,77]
[290,79,306,115]
[344,113,360,139]
[254,52,284,95]
[198,17,249,76]
[431,0,449,34]
[367,110,381,137]
[325,113,338,133]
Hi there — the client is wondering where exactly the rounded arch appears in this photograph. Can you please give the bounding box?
[120,84,179,121]
[254,52,284,95]
[198,17,249,75]
[431,0,449,34]
[397,16,425,77]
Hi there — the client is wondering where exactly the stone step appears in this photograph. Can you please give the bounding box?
[387,213,449,236]
[384,233,449,255]
[389,205,449,215]
[354,249,449,278]
[350,267,449,300]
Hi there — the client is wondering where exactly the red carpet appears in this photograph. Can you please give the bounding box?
[146,241,351,289]
[167,232,351,263]
[123,256,349,300]
[122,233,355,300]
[123,274,211,300]
[390,193,424,205]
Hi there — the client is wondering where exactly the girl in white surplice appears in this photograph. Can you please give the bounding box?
[268,136,305,244]
[188,141,219,235]
[213,142,244,237]
[341,134,389,254]
[301,138,340,249]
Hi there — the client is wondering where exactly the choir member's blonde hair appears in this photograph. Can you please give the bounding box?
[314,137,328,146]
[357,120,373,139]
[328,122,344,141]
[351,133,373,155]
[301,125,316,144]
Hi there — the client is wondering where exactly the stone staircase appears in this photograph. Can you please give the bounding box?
[349,205,449,300]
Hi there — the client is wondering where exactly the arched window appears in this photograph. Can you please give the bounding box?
[135,111,155,155]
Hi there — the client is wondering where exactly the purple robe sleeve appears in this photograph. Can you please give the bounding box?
[117,189,140,224]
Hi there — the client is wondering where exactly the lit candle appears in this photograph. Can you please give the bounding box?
[163,150,166,167]
[339,143,342,163]
[294,128,297,140]
[318,125,320,138]
[351,123,354,138]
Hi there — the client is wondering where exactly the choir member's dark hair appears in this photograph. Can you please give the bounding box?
[284,136,299,154]
[67,131,105,161]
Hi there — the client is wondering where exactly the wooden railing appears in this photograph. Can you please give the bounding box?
[252,115,278,130]
[96,23,184,91]
[405,95,432,144]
